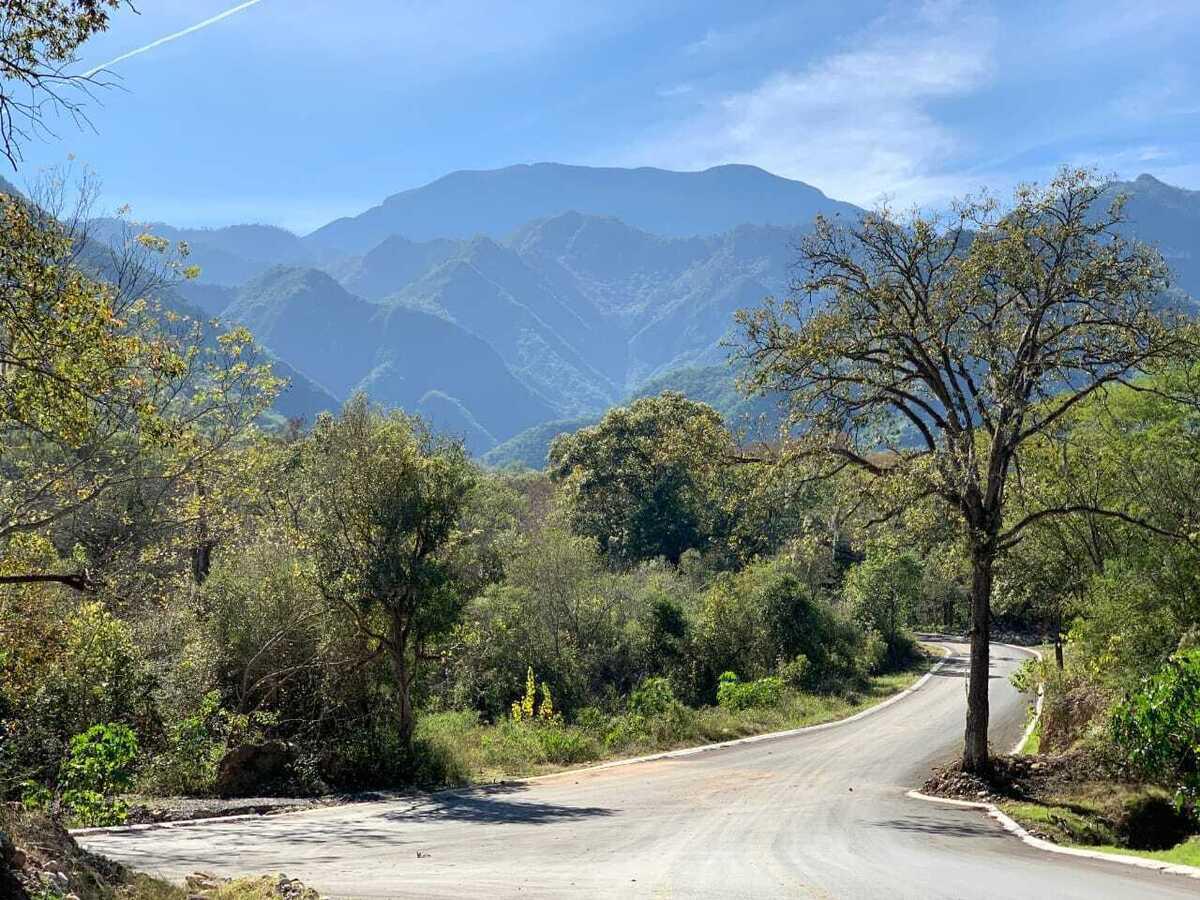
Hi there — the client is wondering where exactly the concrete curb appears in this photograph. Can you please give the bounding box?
[74,645,955,837]
[1005,643,1044,755]
[910,643,1200,882]
[906,790,1200,880]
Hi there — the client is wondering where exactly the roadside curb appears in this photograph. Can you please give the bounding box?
[1005,643,1044,755]
[74,645,955,837]
[909,643,1200,882]
[906,789,1200,881]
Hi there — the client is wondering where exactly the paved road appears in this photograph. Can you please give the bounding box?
[80,640,1196,898]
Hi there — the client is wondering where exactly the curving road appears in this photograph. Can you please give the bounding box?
[79,640,1196,898]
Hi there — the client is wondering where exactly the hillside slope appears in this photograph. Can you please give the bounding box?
[225,266,555,443]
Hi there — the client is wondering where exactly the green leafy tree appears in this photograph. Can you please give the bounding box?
[57,722,138,826]
[737,168,1196,772]
[0,185,279,593]
[303,395,479,746]
[548,392,734,565]
[844,546,922,656]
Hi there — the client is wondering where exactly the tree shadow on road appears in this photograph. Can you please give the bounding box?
[385,782,616,826]
[872,814,1007,839]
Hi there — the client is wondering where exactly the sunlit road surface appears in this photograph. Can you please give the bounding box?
[79,640,1195,898]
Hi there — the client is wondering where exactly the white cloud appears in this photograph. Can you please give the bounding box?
[624,3,997,207]
[656,83,694,99]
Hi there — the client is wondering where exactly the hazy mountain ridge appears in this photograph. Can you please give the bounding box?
[87,165,1200,458]
[305,162,858,254]
[87,219,317,286]
[366,213,813,409]
[1106,174,1200,302]
[219,265,555,445]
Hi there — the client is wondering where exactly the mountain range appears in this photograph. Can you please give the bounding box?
[88,166,1200,465]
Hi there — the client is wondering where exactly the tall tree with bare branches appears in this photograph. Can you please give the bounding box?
[0,1,131,167]
[735,168,1197,773]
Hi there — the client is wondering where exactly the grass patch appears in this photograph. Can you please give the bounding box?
[414,654,931,785]
[1089,837,1200,867]
[1018,717,1041,755]
[1000,781,1198,866]
[1000,800,1118,846]
[1003,802,1200,867]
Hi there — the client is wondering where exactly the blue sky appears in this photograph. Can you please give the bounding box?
[13,0,1200,233]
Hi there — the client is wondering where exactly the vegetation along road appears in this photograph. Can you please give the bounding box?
[77,640,1193,899]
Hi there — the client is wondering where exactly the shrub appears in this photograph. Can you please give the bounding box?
[536,727,599,765]
[603,713,650,750]
[1111,648,1200,809]
[856,629,888,676]
[574,706,608,732]
[412,710,481,785]
[629,677,677,717]
[58,723,139,826]
[777,654,810,688]
[716,673,786,710]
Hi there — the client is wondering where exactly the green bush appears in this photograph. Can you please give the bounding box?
[412,710,481,784]
[603,713,650,750]
[573,706,609,732]
[59,723,139,827]
[716,673,786,710]
[856,629,888,676]
[536,727,599,765]
[629,677,677,717]
[777,654,810,688]
[1111,648,1200,809]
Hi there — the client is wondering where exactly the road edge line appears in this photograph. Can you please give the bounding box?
[74,644,957,837]
[905,789,1200,881]
[909,643,1200,882]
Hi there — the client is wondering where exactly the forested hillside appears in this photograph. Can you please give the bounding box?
[89,164,1200,460]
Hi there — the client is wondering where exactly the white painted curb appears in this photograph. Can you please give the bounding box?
[75,644,954,837]
[1005,643,1044,755]
[907,790,1200,880]
[910,643,1200,882]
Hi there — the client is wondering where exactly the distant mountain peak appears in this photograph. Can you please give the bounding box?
[305,162,859,255]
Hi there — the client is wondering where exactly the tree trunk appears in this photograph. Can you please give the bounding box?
[1054,636,1064,670]
[387,615,414,747]
[963,548,994,774]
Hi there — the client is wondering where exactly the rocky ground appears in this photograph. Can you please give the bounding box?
[922,750,1105,803]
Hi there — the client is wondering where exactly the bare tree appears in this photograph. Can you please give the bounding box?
[0,2,133,167]
[736,168,1197,773]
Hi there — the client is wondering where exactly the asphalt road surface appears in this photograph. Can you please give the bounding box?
[79,639,1197,898]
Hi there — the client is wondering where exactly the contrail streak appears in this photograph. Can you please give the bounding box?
[83,0,268,78]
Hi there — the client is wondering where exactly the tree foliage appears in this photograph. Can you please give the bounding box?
[549,391,736,565]
[303,395,480,745]
[737,168,1197,771]
[0,180,280,593]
